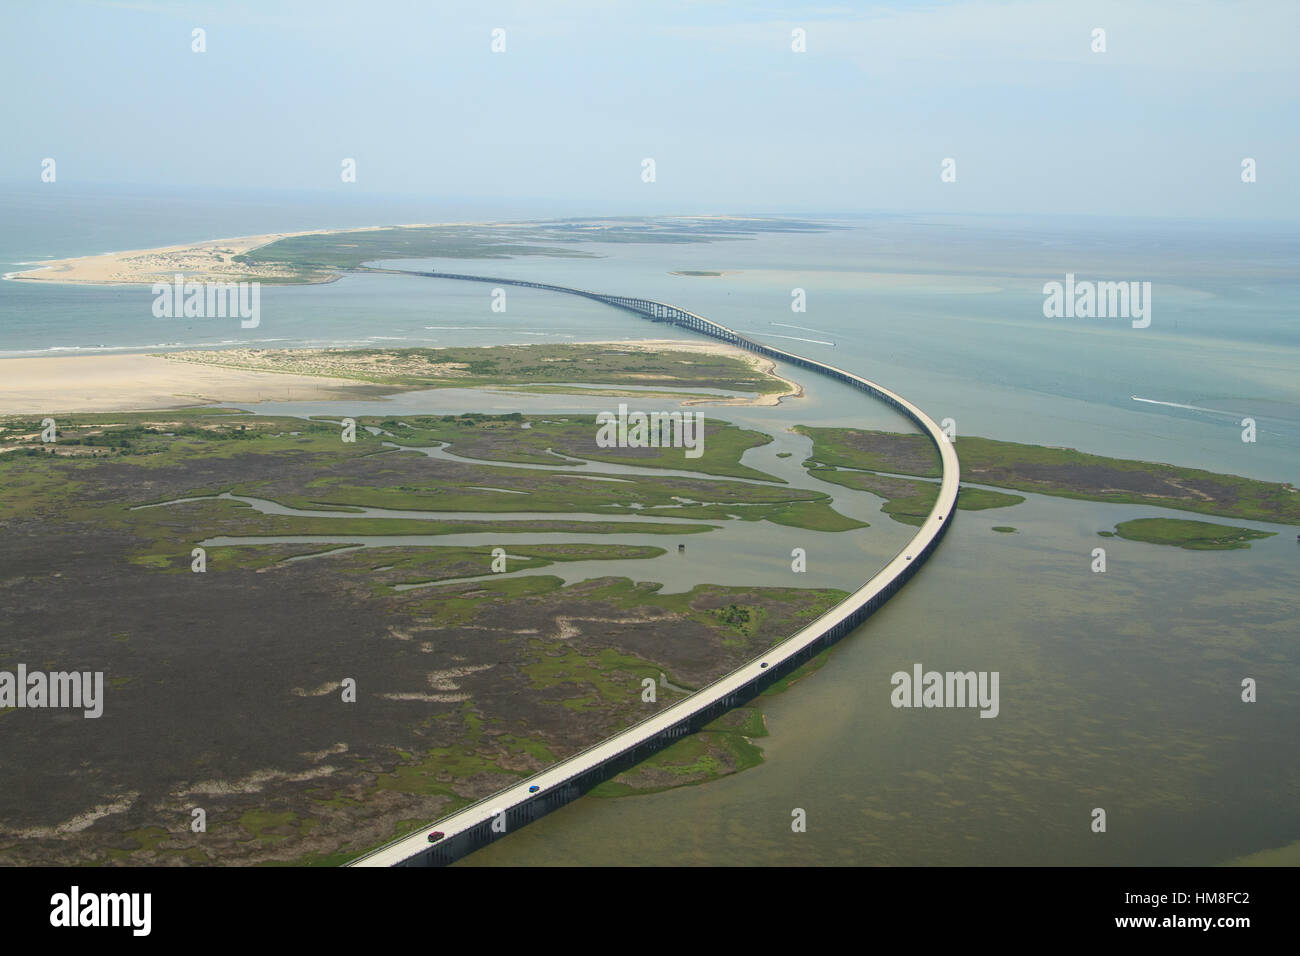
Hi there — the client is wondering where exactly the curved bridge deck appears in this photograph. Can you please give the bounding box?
[349,270,960,867]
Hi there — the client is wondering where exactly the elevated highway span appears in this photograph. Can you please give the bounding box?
[349,270,961,867]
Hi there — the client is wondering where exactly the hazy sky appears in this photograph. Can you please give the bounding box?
[3,0,1296,219]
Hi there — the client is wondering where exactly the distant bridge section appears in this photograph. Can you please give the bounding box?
[349,269,960,867]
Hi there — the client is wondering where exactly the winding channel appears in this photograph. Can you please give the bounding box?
[349,272,961,866]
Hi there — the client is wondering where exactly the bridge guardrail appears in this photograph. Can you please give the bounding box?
[348,270,959,866]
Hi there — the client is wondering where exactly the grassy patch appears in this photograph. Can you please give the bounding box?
[761,646,833,696]
[957,487,1027,510]
[590,648,836,799]
[306,543,667,592]
[230,218,836,281]
[239,809,319,844]
[798,426,1300,526]
[808,465,1016,526]
[1107,518,1276,550]
[368,411,784,481]
[163,343,789,398]
[523,640,678,714]
[588,731,764,797]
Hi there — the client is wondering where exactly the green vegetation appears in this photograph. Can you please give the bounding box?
[265,848,360,868]
[0,362,866,866]
[205,543,667,587]
[239,809,319,844]
[163,342,789,398]
[960,487,1028,510]
[587,729,764,797]
[0,410,744,566]
[401,574,570,630]
[493,384,720,400]
[71,413,859,532]
[523,641,683,714]
[231,218,836,282]
[795,425,939,477]
[367,706,536,832]
[589,647,837,798]
[807,463,1022,526]
[1,367,865,539]
[1106,518,1276,550]
[760,647,833,696]
[193,543,358,571]
[0,410,863,580]
[234,226,596,282]
[712,603,754,634]
[366,410,785,480]
[124,499,711,574]
[797,425,1300,526]
[102,826,171,862]
[374,746,515,796]
[402,576,847,651]
[635,498,865,532]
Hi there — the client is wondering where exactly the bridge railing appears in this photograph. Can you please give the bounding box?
[349,269,959,867]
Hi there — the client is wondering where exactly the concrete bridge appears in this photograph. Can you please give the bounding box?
[349,269,960,867]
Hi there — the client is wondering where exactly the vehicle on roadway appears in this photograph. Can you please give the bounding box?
[344,274,960,870]
[427,831,445,844]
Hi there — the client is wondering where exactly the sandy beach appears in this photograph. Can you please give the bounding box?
[0,340,800,416]
[0,340,802,415]
[3,216,763,287]
[7,231,327,285]
[0,354,390,414]
[5,222,477,286]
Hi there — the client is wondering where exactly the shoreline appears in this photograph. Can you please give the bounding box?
[0,340,802,415]
[521,340,803,407]
[3,215,771,286]
[0,353,395,414]
[4,221,491,286]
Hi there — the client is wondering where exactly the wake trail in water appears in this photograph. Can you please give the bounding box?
[1131,396,1240,418]
[772,321,834,336]
[744,330,835,346]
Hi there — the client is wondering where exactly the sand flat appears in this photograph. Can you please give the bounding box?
[0,338,802,415]
[6,222,474,285]
[8,231,324,285]
[0,354,382,414]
